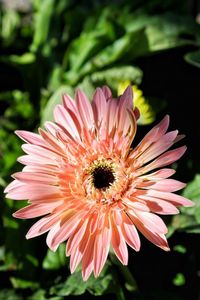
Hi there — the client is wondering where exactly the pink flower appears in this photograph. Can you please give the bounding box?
[5,86,193,280]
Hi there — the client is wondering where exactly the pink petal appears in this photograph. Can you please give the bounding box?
[62,93,77,114]
[101,86,112,100]
[17,154,57,166]
[12,172,58,185]
[129,213,170,251]
[146,179,186,192]
[139,146,187,174]
[39,128,66,155]
[75,89,94,130]
[6,183,60,200]
[46,223,61,251]
[13,202,62,219]
[111,214,128,265]
[121,212,140,251]
[92,88,107,125]
[66,218,89,256]
[82,233,96,281]
[133,211,168,234]
[22,144,60,160]
[136,130,178,166]
[146,190,194,207]
[130,115,170,160]
[15,130,45,146]
[155,115,170,137]
[70,224,91,273]
[50,210,87,249]
[124,198,150,212]
[70,246,84,274]
[93,214,111,277]
[144,197,179,215]
[4,179,23,194]
[139,168,176,180]
[118,86,133,137]
[26,214,61,239]
[44,121,62,137]
[107,98,119,136]
[54,105,81,140]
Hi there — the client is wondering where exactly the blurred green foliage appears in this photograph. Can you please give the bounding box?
[0,0,200,299]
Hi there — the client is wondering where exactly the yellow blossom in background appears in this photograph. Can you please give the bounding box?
[118,80,155,125]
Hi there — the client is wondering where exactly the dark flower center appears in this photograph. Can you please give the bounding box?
[92,166,115,190]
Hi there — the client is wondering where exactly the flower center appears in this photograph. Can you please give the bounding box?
[92,166,115,190]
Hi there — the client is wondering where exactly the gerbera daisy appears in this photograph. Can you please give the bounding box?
[5,86,193,280]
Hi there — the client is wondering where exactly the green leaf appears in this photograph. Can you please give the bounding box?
[27,290,46,300]
[185,50,200,68]
[90,65,143,90]
[28,290,63,300]
[68,31,112,72]
[109,252,138,293]
[42,244,67,270]
[50,263,125,299]
[81,30,144,75]
[173,273,186,286]
[170,174,200,234]
[123,12,200,49]
[10,277,39,289]
[173,245,187,254]
[1,10,20,46]
[0,53,36,65]
[30,0,55,52]
[64,8,116,75]
[0,289,22,300]
[181,174,200,221]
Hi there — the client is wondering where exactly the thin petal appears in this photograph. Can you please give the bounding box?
[82,233,96,281]
[75,89,94,129]
[139,146,187,174]
[15,130,45,146]
[93,213,111,277]
[12,172,58,185]
[146,190,194,207]
[101,86,112,100]
[66,218,89,256]
[54,104,81,140]
[26,214,61,239]
[146,179,186,192]
[111,213,128,265]
[121,212,140,251]
[13,202,62,219]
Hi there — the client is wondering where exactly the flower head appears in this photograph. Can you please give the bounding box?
[5,85,193,280]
